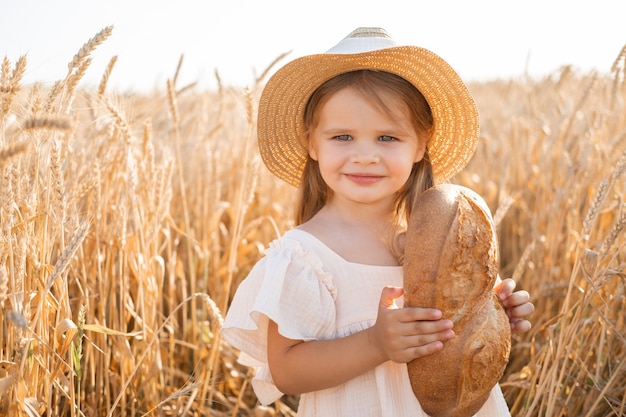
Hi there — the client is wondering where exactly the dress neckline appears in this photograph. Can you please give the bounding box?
[285,228,403,270]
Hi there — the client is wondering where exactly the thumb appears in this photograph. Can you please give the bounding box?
[380,286,404,309]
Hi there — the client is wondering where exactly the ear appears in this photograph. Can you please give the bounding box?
[414,131,431,163]
[413,140,427,163]
[308,138,319,161]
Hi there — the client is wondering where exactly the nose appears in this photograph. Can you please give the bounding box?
[351,140,380,164]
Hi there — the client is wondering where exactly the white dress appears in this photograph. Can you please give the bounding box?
[221,229,511,417]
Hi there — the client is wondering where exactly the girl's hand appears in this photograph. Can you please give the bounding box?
[494,278,534,333]
[369,286,454,364]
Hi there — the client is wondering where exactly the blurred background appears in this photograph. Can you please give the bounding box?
[2,0,625,92]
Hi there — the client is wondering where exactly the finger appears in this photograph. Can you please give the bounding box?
[409,317,454,334]
[406,331,454,360]
[504,290,531,308]
[407,328,455,346]
[390,340,447,363]
[495,278,516,300]
[380,286,404,309]
[402,306,443,322]
[510,319,532,333]
[508,301,535,319]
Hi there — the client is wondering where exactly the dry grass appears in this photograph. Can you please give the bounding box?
[0,27,624,416]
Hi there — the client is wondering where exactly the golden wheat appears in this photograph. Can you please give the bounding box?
[22,116,72,131]
[0,55,27,116]
[98,55,118,97]
[0,26,624,417]
[0,141,29,166]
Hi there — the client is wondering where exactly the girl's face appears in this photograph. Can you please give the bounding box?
[308,86,426,209]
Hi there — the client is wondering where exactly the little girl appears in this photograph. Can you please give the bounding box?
[222,27,534,416]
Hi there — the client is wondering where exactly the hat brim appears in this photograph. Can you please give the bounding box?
[257,45,479,187]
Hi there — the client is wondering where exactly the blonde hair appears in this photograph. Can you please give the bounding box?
[296,70,435,228]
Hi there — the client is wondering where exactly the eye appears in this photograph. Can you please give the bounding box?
[333,134,352,142]
[379,135,397,142]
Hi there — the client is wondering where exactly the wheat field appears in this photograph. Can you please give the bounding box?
[1,26,625,417]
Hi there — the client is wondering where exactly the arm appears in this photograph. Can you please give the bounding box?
[494,277,535,333]
[267,286,454,395]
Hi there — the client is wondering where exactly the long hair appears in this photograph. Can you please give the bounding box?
[296,70,435,229]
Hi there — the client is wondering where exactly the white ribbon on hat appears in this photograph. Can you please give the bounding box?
[325,27,399,54]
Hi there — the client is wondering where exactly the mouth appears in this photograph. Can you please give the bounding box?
[345,173,383,185]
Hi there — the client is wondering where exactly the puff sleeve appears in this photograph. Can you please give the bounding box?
[221,236,337,405]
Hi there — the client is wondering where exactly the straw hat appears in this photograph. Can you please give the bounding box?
[257,27,479,187]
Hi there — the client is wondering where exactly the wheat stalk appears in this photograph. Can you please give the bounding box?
[581,179,610,241]
[98,55,118,97]
[0,166,14,239]
[23,116,71,131]
[70,176,97,203]
[63,56,92,110]
[167,79,180,127]
[599,205,626,258]
[610,43,626,109]
[172,54,184,88]
[611,148,626,181]
[105,293,214,417]
[0,263,8,304]
[103,96,132,144]
[0,55,27,116]
[67,26,113,76]
[43,80,63,113]
[51,26,114,115]
[26,84,43,116]
[44,221,90,293]
[0,57,10,87]
[493,193,516,227]
[0,141,29,168]
[255,50,291,85]
[0,55,27,92]
[50,139,67,225]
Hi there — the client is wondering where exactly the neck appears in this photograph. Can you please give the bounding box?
[322,198,395,232]
[299,200,400,265]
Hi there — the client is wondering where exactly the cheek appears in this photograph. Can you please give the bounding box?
[394,152,420,182]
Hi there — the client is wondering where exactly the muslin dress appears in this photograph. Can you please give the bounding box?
[221,228,511,416]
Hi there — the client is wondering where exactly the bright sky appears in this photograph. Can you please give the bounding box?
[2,0,625,93]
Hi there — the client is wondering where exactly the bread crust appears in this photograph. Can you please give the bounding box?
[404,184,511,417]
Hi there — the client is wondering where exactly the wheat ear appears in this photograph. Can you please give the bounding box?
[23,116,72,131]
[67,26,113,76]
[0,55,27,116]
[98,55,118,97]
[44,222,90,292]
[0,142,29,170]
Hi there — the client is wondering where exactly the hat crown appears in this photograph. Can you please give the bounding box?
[257,26,479,186]
[325,27,398,54]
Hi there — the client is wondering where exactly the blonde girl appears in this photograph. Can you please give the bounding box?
[222,27,533,416]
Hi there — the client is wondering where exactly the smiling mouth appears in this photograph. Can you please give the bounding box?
[345,174,383,184]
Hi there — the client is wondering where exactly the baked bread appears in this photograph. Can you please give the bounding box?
[403,183,511,417]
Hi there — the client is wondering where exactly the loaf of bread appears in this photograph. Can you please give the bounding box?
[403,184,511,417]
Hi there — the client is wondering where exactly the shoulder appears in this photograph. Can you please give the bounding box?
[263,229,331,275]
[269,228,327,256]
[257,229,336,293]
